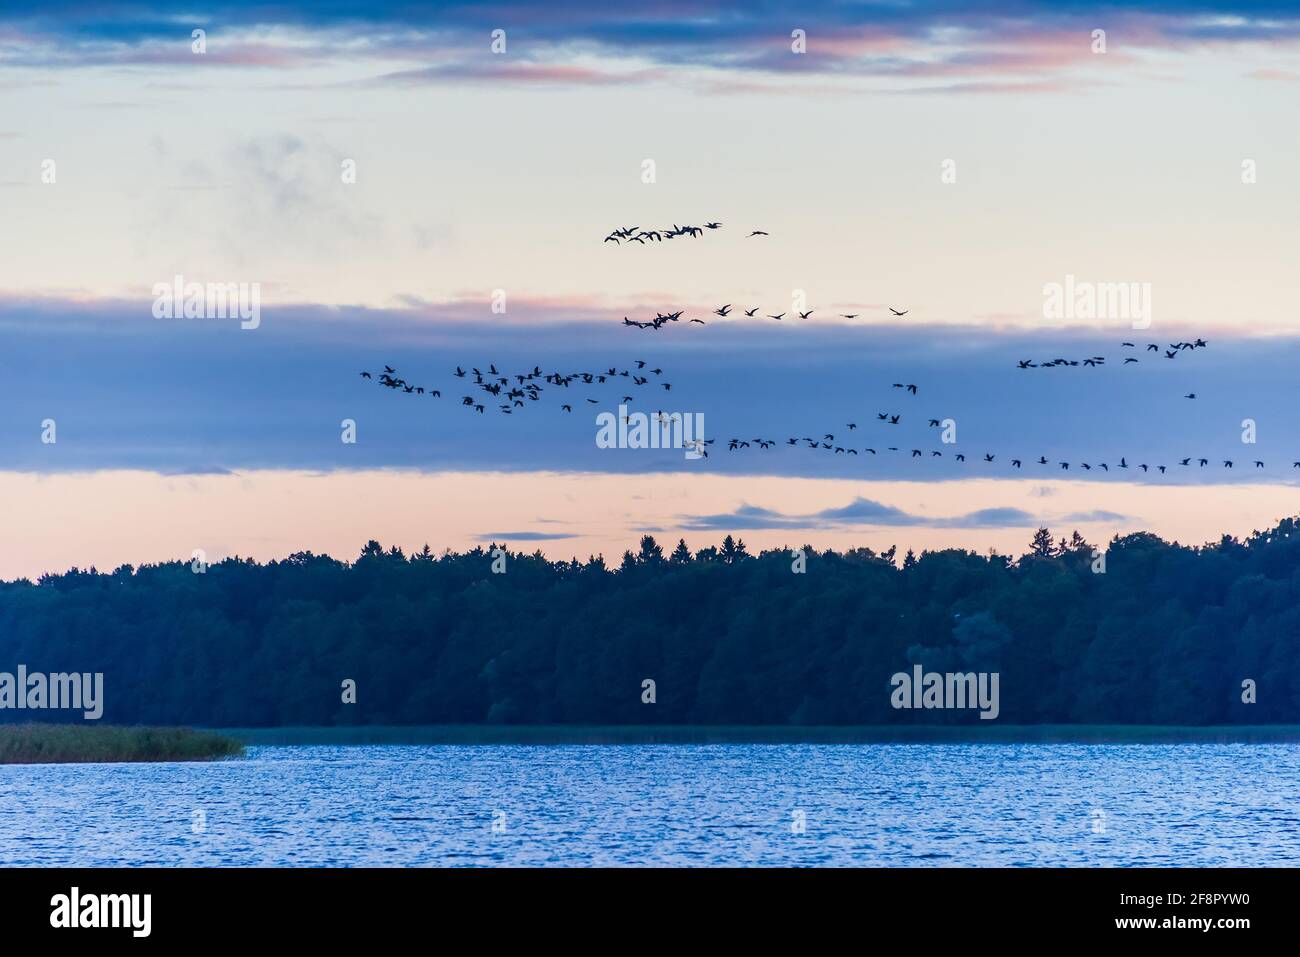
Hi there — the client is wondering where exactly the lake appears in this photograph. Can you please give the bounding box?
[2,743,1297,866]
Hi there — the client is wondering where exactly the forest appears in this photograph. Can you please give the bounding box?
[1,520,1297,727]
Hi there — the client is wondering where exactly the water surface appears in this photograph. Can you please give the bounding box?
[2,744,1295,866]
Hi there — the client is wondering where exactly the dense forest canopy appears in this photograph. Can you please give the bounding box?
[2,520,1298,726]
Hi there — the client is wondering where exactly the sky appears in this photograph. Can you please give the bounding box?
[2,1,1300,578]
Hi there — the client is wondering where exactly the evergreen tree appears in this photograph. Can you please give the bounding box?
[1029,527,1055,558]
[637,535,664,565]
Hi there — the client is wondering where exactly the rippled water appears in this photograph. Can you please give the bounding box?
[2,744,1297,866]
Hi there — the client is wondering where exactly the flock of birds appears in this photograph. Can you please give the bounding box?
[603,222,770,245]
[1018,338,1209,371]
[361,360,675,417]
[623,303,907,330]
[712,338,1261,471]
[360,332,1268,474]
[357,219,1275,481]
[723,432,1291,472]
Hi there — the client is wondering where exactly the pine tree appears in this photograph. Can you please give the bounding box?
[1029,527,1055,558]
[670,539,692,564]
[637,535,664,565]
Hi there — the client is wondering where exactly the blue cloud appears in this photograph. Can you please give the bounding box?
[6,2,1299,83]
[481,531,577,541]
[1061,509,1130,522]
[681,504,813,531]
[937,507,1037,528]
[816,498,920,523]
[682,498,1040,531]
[4,296,1300,488]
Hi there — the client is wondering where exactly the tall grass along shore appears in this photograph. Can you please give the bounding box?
[0,724,244,764]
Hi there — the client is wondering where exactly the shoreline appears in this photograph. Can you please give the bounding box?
[220,724,1300,746]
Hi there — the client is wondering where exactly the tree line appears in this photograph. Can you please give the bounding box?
[1,520,1297,726]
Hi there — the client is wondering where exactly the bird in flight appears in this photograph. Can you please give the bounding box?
[890,308,908,316]
[748,230,769,237]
